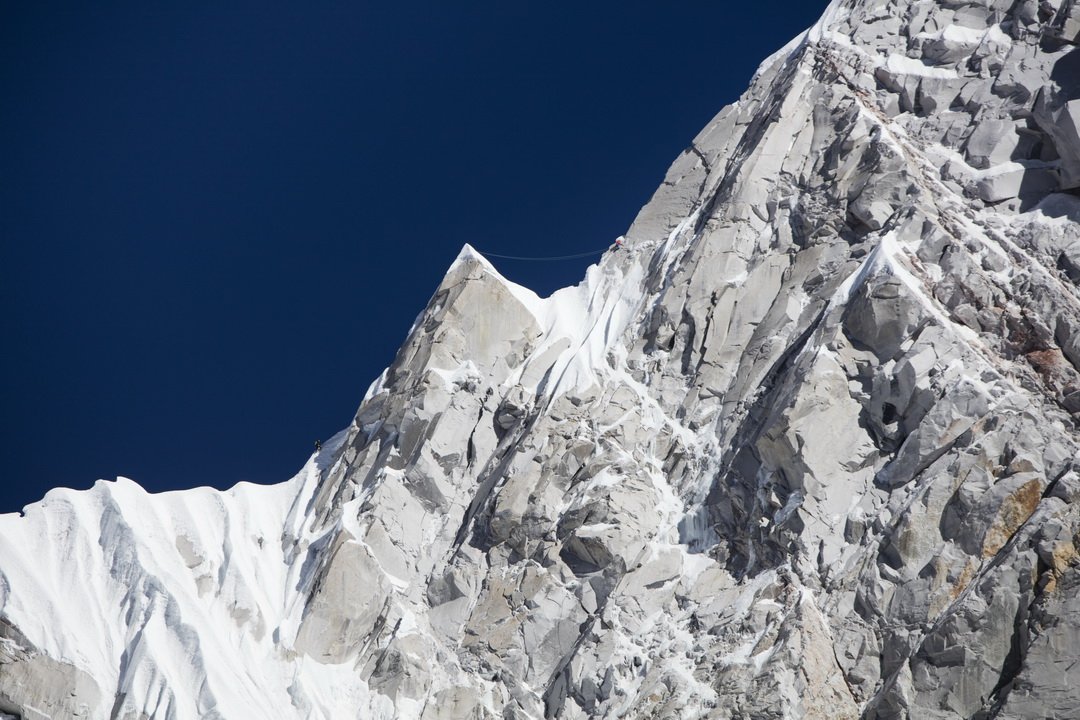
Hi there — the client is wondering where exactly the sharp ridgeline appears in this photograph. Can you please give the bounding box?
[3,0,1080,717]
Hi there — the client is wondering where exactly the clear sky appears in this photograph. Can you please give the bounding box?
[1,1,827,512]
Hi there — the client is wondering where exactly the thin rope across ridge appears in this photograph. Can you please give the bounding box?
[477,247,608,261]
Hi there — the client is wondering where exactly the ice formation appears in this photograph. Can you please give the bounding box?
[3,0,1080,717]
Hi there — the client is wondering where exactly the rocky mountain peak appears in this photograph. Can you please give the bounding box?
[3,1,1080,718]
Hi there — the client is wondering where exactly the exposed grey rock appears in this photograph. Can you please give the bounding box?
[0,620,101,720]
[2,0,1080,718]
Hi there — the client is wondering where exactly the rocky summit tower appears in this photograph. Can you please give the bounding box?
[3,0,1080,718]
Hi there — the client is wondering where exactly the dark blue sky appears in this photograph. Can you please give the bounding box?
[1,1,826,512]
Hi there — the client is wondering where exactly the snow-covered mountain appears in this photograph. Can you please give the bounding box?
[4,0,1080,718]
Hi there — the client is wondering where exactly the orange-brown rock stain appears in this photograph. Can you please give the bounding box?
[982,478,1042,558]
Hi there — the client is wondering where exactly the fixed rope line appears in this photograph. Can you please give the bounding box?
[476,247,609,261]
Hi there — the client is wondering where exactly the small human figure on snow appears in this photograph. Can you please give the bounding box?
[611,237,625,252]
[314,439,322,452]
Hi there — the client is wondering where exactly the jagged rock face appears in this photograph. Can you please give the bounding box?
[3,0,1080,718]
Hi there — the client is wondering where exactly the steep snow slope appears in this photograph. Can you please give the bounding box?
[4,0,1080,718]
[0,439,368,718]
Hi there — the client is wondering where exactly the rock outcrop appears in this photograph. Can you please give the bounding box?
[3,0,1080,718]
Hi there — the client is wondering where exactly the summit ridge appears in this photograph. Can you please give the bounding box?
[3,0,1080,718]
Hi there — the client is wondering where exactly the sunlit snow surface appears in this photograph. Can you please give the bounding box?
[0,431,399,718]
[0,237,722,718]
[4,0,1080,715]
